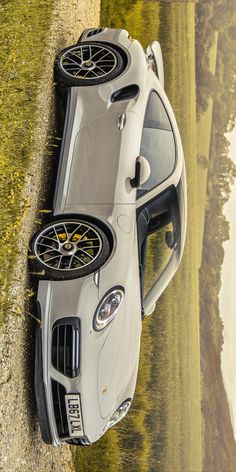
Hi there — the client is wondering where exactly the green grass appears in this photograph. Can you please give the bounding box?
[75,2,202,471]
[0,0,55,320]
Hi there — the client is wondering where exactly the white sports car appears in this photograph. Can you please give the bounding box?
[31,27,187,446]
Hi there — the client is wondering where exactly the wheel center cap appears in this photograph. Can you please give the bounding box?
[82,60,95,70]
[63,243,73,251]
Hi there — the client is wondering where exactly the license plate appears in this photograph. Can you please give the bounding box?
[65,394,84,437]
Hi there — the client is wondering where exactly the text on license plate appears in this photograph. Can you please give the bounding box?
[65,394,84,437]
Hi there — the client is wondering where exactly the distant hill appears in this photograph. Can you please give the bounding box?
[197,0,236,470]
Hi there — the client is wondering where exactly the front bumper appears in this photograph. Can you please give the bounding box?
[34,321,53,445]
[34,323,90,446]
[34,320,91,446]
[35,277,110,446]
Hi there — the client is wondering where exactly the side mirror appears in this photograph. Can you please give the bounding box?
[165,231,177,250]
[165,231,174,248]
[130,156,151,188]
[144,303,156,318]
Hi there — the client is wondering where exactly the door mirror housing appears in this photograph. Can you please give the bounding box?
[130,155,151,188]
[165,230,174,248]
[139,155,151,186]
[165,230,178,250]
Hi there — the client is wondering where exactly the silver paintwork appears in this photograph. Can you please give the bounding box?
[36,27,187,446]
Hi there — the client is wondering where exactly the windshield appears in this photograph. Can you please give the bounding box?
[144,220,174,297]
[137,186,180,300]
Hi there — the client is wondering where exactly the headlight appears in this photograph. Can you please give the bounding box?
[104,400,132,432]
[93,287,124,331]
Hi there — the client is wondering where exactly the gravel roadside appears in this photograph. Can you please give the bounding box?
[0,1,100,471]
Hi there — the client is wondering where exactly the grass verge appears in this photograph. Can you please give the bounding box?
[0,0,55,321]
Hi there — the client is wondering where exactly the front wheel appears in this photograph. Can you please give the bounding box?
[54,41,125,87]
[30,219,110,280]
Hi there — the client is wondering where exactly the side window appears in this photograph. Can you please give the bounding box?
[138,92,176,196]
[143,92,172,131]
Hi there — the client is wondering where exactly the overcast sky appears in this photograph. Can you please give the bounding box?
[219,125,236,438]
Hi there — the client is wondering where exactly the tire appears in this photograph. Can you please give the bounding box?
[54,41,124,87]
[30,218,110,280]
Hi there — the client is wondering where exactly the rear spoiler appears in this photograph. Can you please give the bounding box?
[146,41,164,89]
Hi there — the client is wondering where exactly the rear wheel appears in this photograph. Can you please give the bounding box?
[55,41,124,87]
[30,219,110,280]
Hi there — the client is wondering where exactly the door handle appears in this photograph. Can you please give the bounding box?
[117,113,126,130]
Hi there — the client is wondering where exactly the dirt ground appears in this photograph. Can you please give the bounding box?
[0,1,100,471]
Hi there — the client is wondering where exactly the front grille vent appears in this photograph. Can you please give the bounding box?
[51,380,69,437]
[87,28,104,37]
[52,318,80,378]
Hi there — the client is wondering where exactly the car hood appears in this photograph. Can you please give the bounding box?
[97,298,141,419]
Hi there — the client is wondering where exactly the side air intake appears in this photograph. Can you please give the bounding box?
[52,317,80,378]
[86,28,104,37]
[111,84,139,103]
